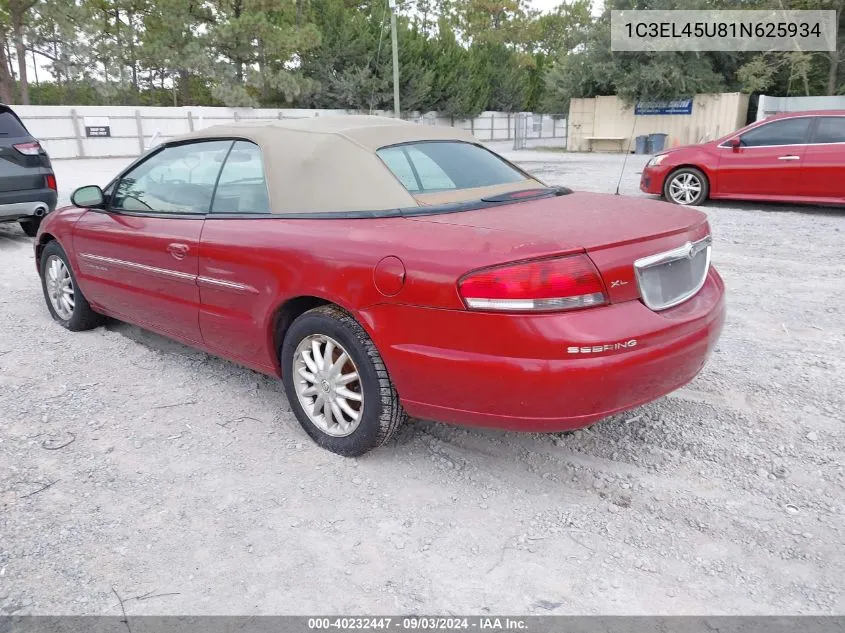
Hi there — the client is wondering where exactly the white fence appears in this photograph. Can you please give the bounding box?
[757,95,845,120]
[10,105,566,160]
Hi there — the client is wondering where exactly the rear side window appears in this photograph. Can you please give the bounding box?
[0,110,29,136]
[376,141,527,193]
[211,141,270,214]
[812,117,845,144]
[739,118,811,146]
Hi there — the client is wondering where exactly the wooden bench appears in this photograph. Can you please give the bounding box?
[584,136,627,152]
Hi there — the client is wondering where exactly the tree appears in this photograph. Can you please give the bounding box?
[474,41,529,111]
[297,0,383,109]
[1,0,40,103]
[139,0,212,105]
[16,0,837,114]
[0,25,13,103]
[542,1,732,112]
[396,21,435,112]
[26,0,91,88]
[737,0,845,96]
[430,17,488,118]
[520,0,592,56]
[449,0,532,46]
[205,0,319,107]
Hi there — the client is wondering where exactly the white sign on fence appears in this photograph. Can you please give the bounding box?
[83,116,111,138]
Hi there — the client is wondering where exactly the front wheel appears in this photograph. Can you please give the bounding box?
[281,305,406,456]
[663,167,709,206]
[39,240,104,331]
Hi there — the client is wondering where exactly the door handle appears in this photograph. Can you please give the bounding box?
[777,155,800,160]
[167,243,190,260]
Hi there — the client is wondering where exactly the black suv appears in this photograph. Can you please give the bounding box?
[0,104,57,236]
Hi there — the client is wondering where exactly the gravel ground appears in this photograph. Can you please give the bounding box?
[1,151,843,616]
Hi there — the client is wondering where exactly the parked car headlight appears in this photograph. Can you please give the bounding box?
[647,154,667,167]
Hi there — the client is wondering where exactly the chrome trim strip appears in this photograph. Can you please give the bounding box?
[79,253,260,295]
[634,235,711,269]
[197,276,258,294]
[634,236,712,311]
[79,253,196,282]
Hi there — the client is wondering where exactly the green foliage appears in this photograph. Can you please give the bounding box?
[3,0,842,113]
[473,42,528,112]
[431,19,488,118]
[542,0,844,111]
[736,0,844,96]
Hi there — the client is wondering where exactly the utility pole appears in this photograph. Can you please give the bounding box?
[389,0,400,118]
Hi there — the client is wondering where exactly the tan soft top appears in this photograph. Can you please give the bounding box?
[169,115,537,214]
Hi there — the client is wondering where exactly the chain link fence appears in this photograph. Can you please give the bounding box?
[513,112,568,150]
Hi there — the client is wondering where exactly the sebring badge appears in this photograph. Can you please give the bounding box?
[567,340,638,354]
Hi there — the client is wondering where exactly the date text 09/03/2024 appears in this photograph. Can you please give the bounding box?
[307,617,528,630]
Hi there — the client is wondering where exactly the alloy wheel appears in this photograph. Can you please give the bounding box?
[668,172,702,205]
[46,255,75,320]
[292,334,364,437]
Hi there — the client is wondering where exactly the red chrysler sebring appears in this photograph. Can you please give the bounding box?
[34,116,725,456]
[641,110,845,206]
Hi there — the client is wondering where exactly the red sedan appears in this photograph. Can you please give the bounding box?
[641,110,845,206]
[34,116,725,456]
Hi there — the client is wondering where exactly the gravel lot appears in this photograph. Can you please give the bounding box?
[1,150,843,616]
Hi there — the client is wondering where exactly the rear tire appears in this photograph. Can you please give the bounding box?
[663,167,709,206]
[281,304,406,456]
[19,217,41,237]
[39,240,104,331]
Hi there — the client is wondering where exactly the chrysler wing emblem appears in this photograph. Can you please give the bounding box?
[687,240,708,259]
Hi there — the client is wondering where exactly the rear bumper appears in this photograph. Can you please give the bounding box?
[361,268,726,431]
[0,187,57,220]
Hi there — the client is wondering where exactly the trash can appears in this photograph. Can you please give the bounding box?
[634,135,648,154]
[648,133,668,153]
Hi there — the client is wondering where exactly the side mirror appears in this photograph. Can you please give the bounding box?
[729,137,741,151]
[71,185,105,208]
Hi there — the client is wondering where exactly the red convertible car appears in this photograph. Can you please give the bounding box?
[35,116,725,456]
[641,110,845,206]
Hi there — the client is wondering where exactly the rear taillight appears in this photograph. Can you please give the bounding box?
[45,174,56,190]
[13,141,43,155]
[458,254,608,312]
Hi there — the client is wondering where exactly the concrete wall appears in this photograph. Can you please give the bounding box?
[567,92,749,153]
[10,105,566,160]
[757,95,845,120]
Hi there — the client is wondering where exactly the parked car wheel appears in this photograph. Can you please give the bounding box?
[663,167,709,206]
[19,217,41,237]
[39,241,104,331]
[281,304,406,456]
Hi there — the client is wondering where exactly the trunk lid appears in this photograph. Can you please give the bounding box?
[409,190,711,304]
